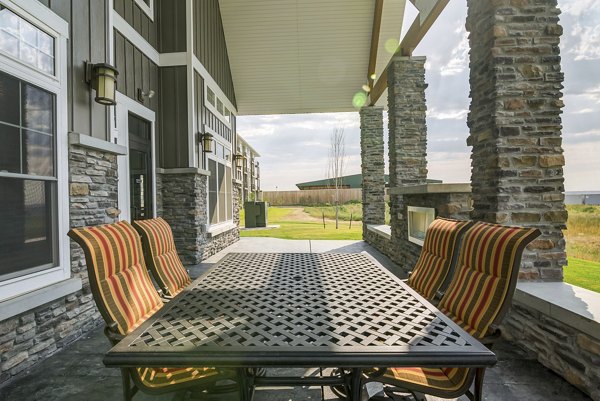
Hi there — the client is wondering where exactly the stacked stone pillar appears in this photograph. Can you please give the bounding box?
[360,106,385,238]
[387,56,429,268]
[466,0,567,280]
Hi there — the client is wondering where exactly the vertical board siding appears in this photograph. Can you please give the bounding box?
[193,0,236,107]
[113,29,159,112]
[113,0,158,49]
[40,0,109,141]
[158,66,188,168]
[158,0,186,53]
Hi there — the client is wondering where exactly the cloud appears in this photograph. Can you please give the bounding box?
[439,26,469,76]
[572,108,594,114]
[569,23,600,61]
[560,0,599,17]
[427,108,468,120]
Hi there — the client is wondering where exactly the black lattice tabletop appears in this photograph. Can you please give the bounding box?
[105,253,495,368]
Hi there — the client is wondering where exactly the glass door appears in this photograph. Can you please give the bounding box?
[128,114,152,220]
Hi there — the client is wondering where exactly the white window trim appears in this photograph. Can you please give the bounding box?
[133,0,154,22]
[0,0,70,302]
[203,84,232,129]
[206,143,234,230]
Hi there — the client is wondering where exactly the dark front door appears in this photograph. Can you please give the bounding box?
[129,114,152,220]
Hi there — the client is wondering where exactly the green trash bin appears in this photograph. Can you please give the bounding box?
[244,201,268,228]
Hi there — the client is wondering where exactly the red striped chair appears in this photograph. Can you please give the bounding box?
[132,217,191,297]
[368,221,540,401]
[68,221,236,401]
[407,217,473,301]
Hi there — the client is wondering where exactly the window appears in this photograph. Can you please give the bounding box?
[207,141,232,226]
[0,6,54,75]
[224,108,231,123]
[216,98,223,115]
[0,1,68,303]
[207,87,215,107]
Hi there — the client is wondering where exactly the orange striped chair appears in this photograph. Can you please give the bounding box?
[132,217,191,297]
[407,217,473,301]
[369,221,540,401]
[68,221,236,401]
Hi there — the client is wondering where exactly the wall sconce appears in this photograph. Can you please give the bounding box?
[137,88,155,103]
[85,62,119,106]
[234,153,246,169]
[201,132,213,153]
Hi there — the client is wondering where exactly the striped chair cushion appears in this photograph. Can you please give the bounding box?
[382,366,470,393]
[137,366,220,388]
[68,221,163,335]
[407,218,472,300]
[132,218,191,297]
[438,221,540,337]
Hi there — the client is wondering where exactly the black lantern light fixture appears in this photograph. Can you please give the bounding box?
[85,62,119,106]
[201,132,214,153]
[234,153,246,169]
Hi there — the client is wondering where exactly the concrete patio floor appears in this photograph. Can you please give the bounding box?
[0,238,591,401]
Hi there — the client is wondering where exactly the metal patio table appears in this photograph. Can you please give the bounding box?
[104,252,496,400]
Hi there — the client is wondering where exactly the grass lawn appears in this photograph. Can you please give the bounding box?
[563,205,600,293]
[240,207,362,240]
[563,258,600,293]
[304,203,391,224]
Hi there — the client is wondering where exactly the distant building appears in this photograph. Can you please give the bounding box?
[296,174,442,190]
[565,192,600,205]
[237,135,261,202]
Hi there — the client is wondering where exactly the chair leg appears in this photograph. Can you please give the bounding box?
[473,368,486,401]
[121,369,135,401]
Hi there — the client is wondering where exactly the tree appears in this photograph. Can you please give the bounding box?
[328,127,346,229]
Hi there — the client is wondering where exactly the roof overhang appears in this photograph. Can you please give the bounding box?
[219,0,447,116]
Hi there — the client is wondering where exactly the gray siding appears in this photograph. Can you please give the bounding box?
[194,72,234,147]
[113,30,159,112]
[193,0,236,107]
[38,0,109,141]
[158,0,186,53]
[113,0,158,50]
[158,66,188,168]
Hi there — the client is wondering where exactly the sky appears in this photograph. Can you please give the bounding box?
[238,0,600,192]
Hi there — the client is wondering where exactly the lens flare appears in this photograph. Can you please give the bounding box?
[385,38,399,54]
[352,91,368,109]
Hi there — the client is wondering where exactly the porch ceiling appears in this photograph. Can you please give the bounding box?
[219,0,406,116]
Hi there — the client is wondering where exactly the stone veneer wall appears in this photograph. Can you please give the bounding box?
[359,106,386,240]
[466,0,567,280]
[503,302,600,400]
[156,171,208,265]
[0,144,117,385]
[157,172,240,265]
[387,56,429,269]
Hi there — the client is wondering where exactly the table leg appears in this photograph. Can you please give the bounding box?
[238,368,255,401]
[349,368,363,401]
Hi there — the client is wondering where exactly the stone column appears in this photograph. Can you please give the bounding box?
[156,169,209,266]
[466,0,566,280]
[387,56,429,268]
[360,106,385,237]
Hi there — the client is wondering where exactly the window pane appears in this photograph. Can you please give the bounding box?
[0,123,21,173]
[208,159,218,224]
[23,83,54,134]
[19,41,36,65]
[0,29,18,58]
[37,52,53,74]
[0,71,20,125]
[216,99,223,115]
[207,88,215,106]
[23,130,53,176]
[218,163,225,222]
[225,166,232,221]
[0,7,19,37]
[0,178,54,278]
[37,30,53,55]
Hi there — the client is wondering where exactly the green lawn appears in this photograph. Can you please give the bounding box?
[563,258,600,293]
[241,207,362,240]
[303,203,391,224]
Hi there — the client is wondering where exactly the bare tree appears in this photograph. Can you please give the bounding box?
[328,127,346,229]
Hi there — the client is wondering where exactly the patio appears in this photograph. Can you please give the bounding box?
[0,238,591,401]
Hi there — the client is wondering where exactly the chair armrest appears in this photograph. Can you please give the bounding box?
[104,323,125,344]
[479,328,502,348]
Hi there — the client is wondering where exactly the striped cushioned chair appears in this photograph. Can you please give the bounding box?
[370,221,540,401]
[407,217,472,301]
[132,217,191,297]
[68,221,235,401]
